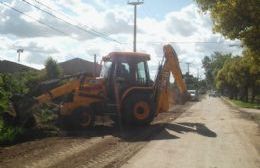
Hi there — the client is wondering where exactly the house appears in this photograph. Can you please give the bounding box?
[0,60,37,73]
[58,58,101,76]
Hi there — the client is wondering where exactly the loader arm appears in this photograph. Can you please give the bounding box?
[154,44,188,114]
[36,79,81,104]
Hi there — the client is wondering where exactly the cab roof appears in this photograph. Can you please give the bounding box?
[103,52,150,61]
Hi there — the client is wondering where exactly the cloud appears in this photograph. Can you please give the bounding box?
[166,16,198,36]
[0,1,61,38]
[0,0,104,40]
[100,11,132,34]
[15,41,58,54]
[0,1,242,78]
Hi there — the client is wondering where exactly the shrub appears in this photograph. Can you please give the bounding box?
[0,119,24,145]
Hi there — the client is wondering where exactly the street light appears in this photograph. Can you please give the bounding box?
[17,49,24,62]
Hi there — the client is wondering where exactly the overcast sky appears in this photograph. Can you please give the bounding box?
[0,0,242,79]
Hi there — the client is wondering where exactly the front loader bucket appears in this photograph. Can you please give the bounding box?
[3,94,37,128]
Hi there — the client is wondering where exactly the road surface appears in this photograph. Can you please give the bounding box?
[122,96,260,168]
[0,96,259,168]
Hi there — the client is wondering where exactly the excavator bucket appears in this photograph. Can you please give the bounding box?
[3,78,63,128]
[3,94,37,128]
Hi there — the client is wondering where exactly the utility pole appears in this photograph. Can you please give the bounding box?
[186,62,191,75]
[197,68,200,80]
[93,54,97,77]
[128,0,143,52]
[17,49,24,62]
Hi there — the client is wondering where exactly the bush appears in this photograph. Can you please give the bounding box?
[33,104,59,127]
[0,71,44,144]
[0,118,24,145]
[0,90,8,113]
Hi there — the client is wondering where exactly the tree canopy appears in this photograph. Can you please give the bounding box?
[202,52,231,89]
[195,0,260,55]
[203,50,260,102]
[45,57,62,79]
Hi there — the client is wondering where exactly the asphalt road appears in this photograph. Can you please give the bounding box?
[121,96,260,168]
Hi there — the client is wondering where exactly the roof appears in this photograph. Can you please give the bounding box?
[103,52,150,61]
[59,58,101,76]
[0,60,37,73]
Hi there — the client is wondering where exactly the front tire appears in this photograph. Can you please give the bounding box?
[65,107,95,129]
[78,108,94,128]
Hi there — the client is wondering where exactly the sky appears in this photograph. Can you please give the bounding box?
[0,0,242,79]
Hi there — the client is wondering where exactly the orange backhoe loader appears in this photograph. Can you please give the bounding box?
[9,44,188,127]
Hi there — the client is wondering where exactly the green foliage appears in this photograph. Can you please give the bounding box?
[195,0,260,55]
[184,73,199,90]
[0,119,24,144]
[33,104,59,125]
[202,52,231,88]
[0,67,64,144]
[45,57,62,79]
[0,71,43,112]
[231,99,260,109]
[207,49,260,102]
[0,87,9,113]
[0,70,45,144]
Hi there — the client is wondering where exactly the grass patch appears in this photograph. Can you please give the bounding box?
[231,99,260,109]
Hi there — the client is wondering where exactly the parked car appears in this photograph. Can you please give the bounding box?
[209,90,220,97]
[198,88,207,94]
[188,90,199,101]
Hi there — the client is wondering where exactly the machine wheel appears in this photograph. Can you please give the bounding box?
[60,107,95,130]
[78,107,95,128]
[123,94,155,126]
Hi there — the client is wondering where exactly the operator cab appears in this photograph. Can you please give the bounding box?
[100,52,152,99]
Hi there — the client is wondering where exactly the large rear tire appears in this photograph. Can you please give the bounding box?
[123,94,155,126]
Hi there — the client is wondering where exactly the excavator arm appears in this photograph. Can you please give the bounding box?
[154,44,188,114]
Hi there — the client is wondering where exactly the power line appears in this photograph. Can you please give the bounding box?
[23,0,121,44]
[33,0,113,39]
[119,40,229,44]
[0,1,77,39]
[142,4,153,18]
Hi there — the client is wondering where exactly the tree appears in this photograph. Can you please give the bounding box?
[202,52,231,89]
[195,0,260,55]
[215,49,260,102]
[183,73,200,90]
[241,49,260,102]
[45,57,62,79]
[216,57,238,98]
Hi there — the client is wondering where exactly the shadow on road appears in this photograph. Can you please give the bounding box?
[166,122,217,138]
[63,122,217,142]
[2,121,216,147]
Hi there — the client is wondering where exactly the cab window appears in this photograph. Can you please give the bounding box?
[117,63,130,78]
[100,61,112,78]
[136,61,147,84]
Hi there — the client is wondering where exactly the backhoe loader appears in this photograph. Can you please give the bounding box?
[9,44,188,127]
